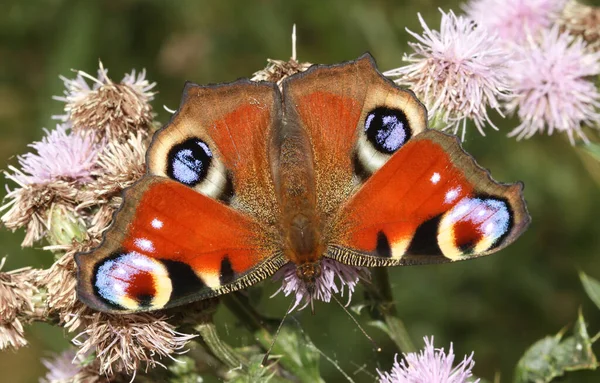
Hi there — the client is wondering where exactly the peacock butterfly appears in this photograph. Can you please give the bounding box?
[75,54,530,313]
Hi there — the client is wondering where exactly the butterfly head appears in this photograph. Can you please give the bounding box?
[295,262,322,296]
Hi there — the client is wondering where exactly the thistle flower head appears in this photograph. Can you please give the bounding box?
[7,124,99,186]
[72,313,196,377]
[271,258,368,312]
[463,0,567,43]
[83,131,147,203]
[558,0,600,48]
[41,240,98,319]
[78,131,148,237]
[384,10,510,140]
[0,260,34,321]
[378,337,479,383]
[1,124,98,246]
[505,26,600,144]
[251,24,312,89]
[0,260,39,350]
[0,320,27,350]
[53,62,156,142]
[40,349,83,383]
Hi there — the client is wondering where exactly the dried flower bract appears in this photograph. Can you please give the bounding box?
[558,0,600,48]
[72,313,196,377]
[54,63,156,142]
[0,260,39,350]
[251,58,312,89]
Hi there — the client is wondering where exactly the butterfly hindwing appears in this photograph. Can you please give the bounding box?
[327,130,530,266]
[76,80,284,313]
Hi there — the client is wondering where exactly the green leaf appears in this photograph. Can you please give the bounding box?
[226,355,292,383]
[514,334,561,383]
[256,326,325,383]
[580,272,600,310]
[514,311,598,383]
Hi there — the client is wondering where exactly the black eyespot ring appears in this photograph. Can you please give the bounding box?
[364,107,411,154]
[166,138,212,186]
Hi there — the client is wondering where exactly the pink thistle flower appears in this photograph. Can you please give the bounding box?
[40,349,81,383]
[378,337,479,383]
[463,0,567,44]
[505,26,600,144]
[271,259,368,311]
[384,10,510,140]
[6,124,99,186]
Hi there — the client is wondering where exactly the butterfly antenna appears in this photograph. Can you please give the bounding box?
[331,293,381,352]
[261,299,295,367]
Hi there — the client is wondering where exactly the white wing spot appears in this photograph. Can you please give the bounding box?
[151,218,163,229]
[430,172,441,184]
[135,238,155,253]
[445,187,461,204]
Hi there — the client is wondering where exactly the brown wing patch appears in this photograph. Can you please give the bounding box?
[147,80,281,225]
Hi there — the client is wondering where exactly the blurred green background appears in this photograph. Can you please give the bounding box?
[1,0,600,382]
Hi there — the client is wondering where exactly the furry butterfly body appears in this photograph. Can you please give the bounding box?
[76,54,530,313]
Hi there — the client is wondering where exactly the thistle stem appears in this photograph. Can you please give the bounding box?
[365,267,416,353]
[194,322,247,369]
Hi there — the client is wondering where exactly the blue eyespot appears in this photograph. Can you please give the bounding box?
[364,107,411,154]
[167,138,212,186]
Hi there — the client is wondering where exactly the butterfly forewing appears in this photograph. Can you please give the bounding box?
[147,80,282,225]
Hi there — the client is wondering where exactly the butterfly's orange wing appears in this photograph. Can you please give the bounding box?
[76,80,284,313]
